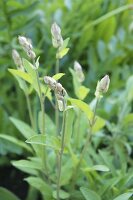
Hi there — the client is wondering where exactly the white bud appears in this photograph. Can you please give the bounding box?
[74,61,85,82]
[27,50,36,60]
[12,49,24,71]
[18,35,33,53]
[44,76,57,90]
[95,75,110,98]
[12,49,22,66]
[51,22,61,38]
[51,22,63,48]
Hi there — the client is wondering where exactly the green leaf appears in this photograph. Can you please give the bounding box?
[0,134,32,152]
[53,73,65,80]
[26,134,61,151]
[59,37,70,51]
[64,107,75,146]
[0,187,20,200]
[78,86,90,100]
[57,48,69,59]
[80,187,101,200]
[12,158,42,175]
[10,117,36,139]
[22,58,40,95]
[83,165,109,172]
[53,189,70,199]
[113,193,133,200]
[38,112,55,135]
[92,116,105,132]
[68,98,93,119]
[25,177,52,200]
[8,68,32,84]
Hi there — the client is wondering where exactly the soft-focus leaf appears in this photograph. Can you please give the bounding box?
[0,134,32,152]
[10,117,36,139]
[113,193,133,200]
[80,187,101,200]
[25,177,52,200]
[0,187,20,200]
[26,134,61,151]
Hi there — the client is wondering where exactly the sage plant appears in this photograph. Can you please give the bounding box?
[9,24,111,200]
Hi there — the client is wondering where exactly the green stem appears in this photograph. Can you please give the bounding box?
[25,92,34,129]
[57,107,66,200]
[55,58,60,135]
[71,98,99,188]
[56,58,59,74]
[34,68,50,182]
[35,69,45,134]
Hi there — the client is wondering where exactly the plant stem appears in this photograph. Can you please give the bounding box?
[35,69,45,135]
[57,107,66,200]
[34,67,50,182]
[56,58,59,74]
[25,92,34,129]
[71,98,99,188]
[55,58,60,135]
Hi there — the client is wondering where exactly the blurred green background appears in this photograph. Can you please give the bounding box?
[0,0,133,198]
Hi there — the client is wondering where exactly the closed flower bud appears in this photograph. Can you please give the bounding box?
[44,76,57,90]
[95,75,110,98]
[27,50,36,60]
[12,49,24,71]
[12,49,22,66]
[51,22,63,48]
[74,61,85,82]
[18,35,33,53]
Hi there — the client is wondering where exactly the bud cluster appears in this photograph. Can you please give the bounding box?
[51,22,63,48]
[95,75,110,98]
[44,76,66,111]
[18,36,36,60]
[74,61,85,82]
[12,49,24,71]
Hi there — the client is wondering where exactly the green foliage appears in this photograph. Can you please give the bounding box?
[0,0,133,200]
[0,187,20,200]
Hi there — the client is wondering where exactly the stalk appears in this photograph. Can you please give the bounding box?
[34,66,50,182]
[57,103,66,200]
[25,92,34,129]
[35,69,45,134]
[55,58,60,135]
[71,98,99,188]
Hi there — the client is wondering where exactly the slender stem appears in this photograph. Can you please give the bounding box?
[71,98,99,188]
[56,58,59,74]
[55,58,60,135]
[34,67,50,182]
[55,93,59,135]
[35,69,45,135]
[25,92,34,129]
[57,107,66,200]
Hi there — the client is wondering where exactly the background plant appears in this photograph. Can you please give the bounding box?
[0,0,133,200]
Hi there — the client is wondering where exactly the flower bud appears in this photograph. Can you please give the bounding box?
[27,50,36,60]
[95,75,110,98]
[12,49,24,71]
[12,49,22,66]
[74,61,85,82]
[51,22,63,48]
[44,76,57,90]
[18,35,33,52]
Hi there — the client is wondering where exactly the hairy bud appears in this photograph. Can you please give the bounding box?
[44,75,66,111]
[18,35,36,60]
[12,49,24,71]
[44,76,57,90]
[51,22,63,48]
[74,61,85,82]
[95,75,110,98]
[27,50,36,60]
